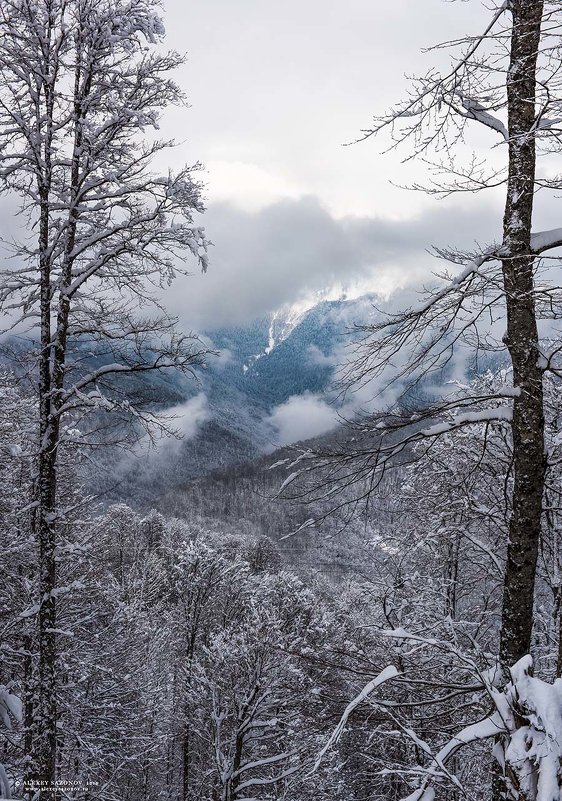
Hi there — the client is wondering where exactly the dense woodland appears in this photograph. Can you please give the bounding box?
[2,0,562,800]
[3,364,562,800]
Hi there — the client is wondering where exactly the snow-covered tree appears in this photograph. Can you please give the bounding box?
[0,0,208,795]
[281,4,562,796]
[351,0,559,673]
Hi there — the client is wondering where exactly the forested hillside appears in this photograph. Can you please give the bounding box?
[2,1,562,801]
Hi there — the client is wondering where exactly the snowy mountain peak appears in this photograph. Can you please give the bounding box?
[241,287,366,372]
[243,302,310,371]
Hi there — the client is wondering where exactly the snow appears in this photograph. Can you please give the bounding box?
[420,406,513,437]
[0,686,22,728]
[502,656,562,801]
[531,228,562,254]
[264,313,277,356]
[268,458,290,470]
[537,117,562,131]
[276,471,301,494]
[0,764,11,800]
[458,94,508,140]
[243,302,310,371]
[279,518,316,540]
[414,253,490,316]
[312,665,399,772]
[402,787,435,801]
[400,653,562,801]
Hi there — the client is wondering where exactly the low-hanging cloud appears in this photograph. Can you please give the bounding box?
[166,195,503,332]
[134,392,210,460]
[267,392,340,447]
[167,393,211,442]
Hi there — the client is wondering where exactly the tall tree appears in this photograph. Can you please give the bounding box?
[287,0,561,671]
[367,0,557,672]
[497,0,545,669]
[0,1,207,797]
[279,2,562,797]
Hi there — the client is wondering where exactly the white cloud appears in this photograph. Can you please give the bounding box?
[206,160,305,213]
[267,392,339,446]
[165,392,210,444]
[112,393,210,487]
[134,393,210,460]
[306,344,336,368]
[164,0,492,219]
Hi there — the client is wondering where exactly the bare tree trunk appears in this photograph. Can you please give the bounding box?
[27,22,90,800]
[444,528,460,619]
[32,317,60,801]
[499,0,545,670]
[28,19,59,794]
[493,4,546,799]
[22,635,34,767]
[31,293,59,801]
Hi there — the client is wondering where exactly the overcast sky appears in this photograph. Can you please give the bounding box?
[154,2,556,330]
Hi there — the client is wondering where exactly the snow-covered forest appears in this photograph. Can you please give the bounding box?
[1,1,562,800]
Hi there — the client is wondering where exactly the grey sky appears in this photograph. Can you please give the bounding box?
[165,0,489,217]
[158,0,532,331]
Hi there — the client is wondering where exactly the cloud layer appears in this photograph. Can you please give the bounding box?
[167,195,502,331]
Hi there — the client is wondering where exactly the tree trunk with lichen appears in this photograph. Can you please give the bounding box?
[499,0,545,672]
[495,3,546,799]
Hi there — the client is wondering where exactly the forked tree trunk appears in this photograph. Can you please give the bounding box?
[27,36,59,794]
[27,23,88,801]
[499,0,545,670]
[0,2,206,795]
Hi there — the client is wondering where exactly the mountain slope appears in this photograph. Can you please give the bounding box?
[206,294,377,408]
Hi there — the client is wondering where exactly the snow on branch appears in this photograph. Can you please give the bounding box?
[412,250,496,315]
[273,381,519,534]
[356,0,511,146]
[0,685,22,799]
[389,649,562,801]
[0,685,22,730]
[234,750,298,778]
[235,764,300,792]
[531,227,562,254]
[420,405,513,437]
[311,665,399,773]
[452,92,508,141]
[341,248,504,403]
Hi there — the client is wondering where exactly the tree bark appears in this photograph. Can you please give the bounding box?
[32,255,60,801]
[499,0,545,670]
[28,13,59,797]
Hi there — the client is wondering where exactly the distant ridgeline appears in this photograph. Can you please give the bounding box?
[0,293,504,505]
